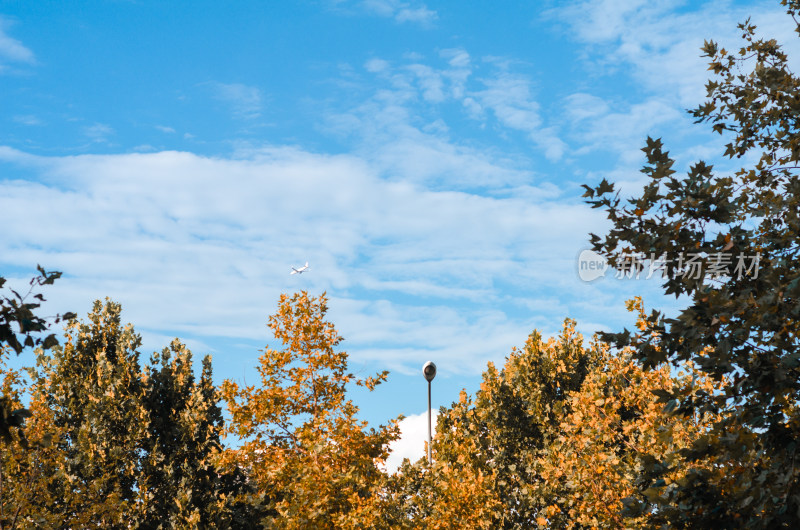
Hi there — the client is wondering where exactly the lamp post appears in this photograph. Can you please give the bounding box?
[422,361,436,464]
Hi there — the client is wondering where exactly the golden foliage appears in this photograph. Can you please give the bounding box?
[221,291,400,528]
[538,298,726,528]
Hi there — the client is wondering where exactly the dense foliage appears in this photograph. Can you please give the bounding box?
[583,1,800,525]
[221,291,400,528]
[0,267,73,448]
[386,305,723,529]
[387,319,603,528]
[1,300,259,528]
[0,287,790,528]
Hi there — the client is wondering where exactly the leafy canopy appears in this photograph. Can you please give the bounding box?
[0,266,73,446]
[20,299,256,528]
[221,291,400,528]
[583,2,800,525]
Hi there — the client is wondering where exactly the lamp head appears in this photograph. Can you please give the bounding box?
[422,361,437,382]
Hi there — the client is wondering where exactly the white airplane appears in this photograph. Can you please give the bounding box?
[290,262,310,275]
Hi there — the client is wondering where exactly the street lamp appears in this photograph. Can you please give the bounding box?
[422,361,436,464]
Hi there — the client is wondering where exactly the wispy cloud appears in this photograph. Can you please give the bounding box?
[347,0,438,27]
[327,49,566,169]
[552,0,793,107]
[0,17,35,70]
[0,143,605,374]
[84,123,114,143]
[562,94,682,157]
[206,82,263,120]
[528,0,799,197]
[473,72,567,161]
[13,114,42,126]
[394,5,437,26]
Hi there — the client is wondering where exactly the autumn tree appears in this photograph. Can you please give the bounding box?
[0,350,64,529]
[0,266,73,446]
[221,291,400,528]
[22,299,256,527]
[0,268,70,528]
[386,454,503,529]
[538,299,726,528]
[0,354,28,528]
[582,1,800,524]
[138,339,263,528]
[389,309,726,528]
[389,319,603,528]
[31,299,146,526]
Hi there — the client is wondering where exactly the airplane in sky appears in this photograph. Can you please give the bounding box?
[290,262,310,275]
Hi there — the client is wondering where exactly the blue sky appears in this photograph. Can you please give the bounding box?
[1,0,796,466]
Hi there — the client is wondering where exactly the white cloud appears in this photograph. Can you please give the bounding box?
[471,70,570,159]
[406,64,445,102]
[359,0,438,26]
[0,142,603,374]
[563,93,609,122]
[0,18,35,67]
[536,1,800,180]
[206,82,263,120]
[383,409,438,472]
[328,51,567,168]
[564,96,683,156]
[133,144,156,152]
[477,74,541,131]
[395,6,437,25]
[439,49,471,99]
[553,0,792,108]
[13,114,42,126]
[441,48,470,69]
[155,125,176,134]
[365,58,390,73]
[84,123,114,143]
[461,96,483,119]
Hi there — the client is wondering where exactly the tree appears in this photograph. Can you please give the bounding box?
[390,308,725,528]
[24,299,256,527]
[539,299,725,528]
[390,319,603,528]
[221,291,400,528]
[138,340,263,528]
[32,298,145,527]
[0,266,73,446]
[386,454,503,529]
[0,349,63,529]
[582,1,800,524]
